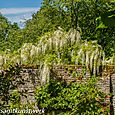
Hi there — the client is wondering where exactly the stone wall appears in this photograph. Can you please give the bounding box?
[18,68,41,107]
[15,65,115,112]
[51,65,115,113]
[1,65,115,112]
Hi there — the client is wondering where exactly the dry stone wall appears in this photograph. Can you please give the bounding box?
[1,65,115,112]
[51,65,115,112]
[18,68,41,106]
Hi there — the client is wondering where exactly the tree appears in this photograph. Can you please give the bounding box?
[24,0,115,57]
[0,14,23,52]
[5,23,23,52]
[0,14,10,51]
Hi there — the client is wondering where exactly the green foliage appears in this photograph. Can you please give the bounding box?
[9,90,37,115]
[23,0,115,57]
[0,14,23,52]
[35,78,110,114]
[0,28,113,78]
[101,10,115,27]
[0,1,115,113]
[9,90,21,109]
[0,0,115,57]
[0,64,22,109]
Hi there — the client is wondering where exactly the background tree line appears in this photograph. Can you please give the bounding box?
[0,0,115,57]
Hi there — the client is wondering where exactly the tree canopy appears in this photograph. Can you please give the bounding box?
[24,0,115,57]
[0,0,115,57]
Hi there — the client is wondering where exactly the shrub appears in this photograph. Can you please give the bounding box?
[35,78,110,114]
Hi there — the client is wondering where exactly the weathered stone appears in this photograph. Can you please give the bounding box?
[3,65,115,112]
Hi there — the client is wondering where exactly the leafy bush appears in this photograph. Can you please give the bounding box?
[0,64,22,109]
[9,90,21,109]
[35,78,110,114]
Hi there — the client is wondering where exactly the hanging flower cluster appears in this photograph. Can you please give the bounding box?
[0,28,114,82]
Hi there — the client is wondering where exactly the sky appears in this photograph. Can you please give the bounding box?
[0,0,42,28]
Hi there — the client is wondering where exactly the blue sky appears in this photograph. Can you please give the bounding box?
[0,0,42,28]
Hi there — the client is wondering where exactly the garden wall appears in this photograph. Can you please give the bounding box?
[15,65,115,112]
[51,65,115,113]
[1,65,115,112]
